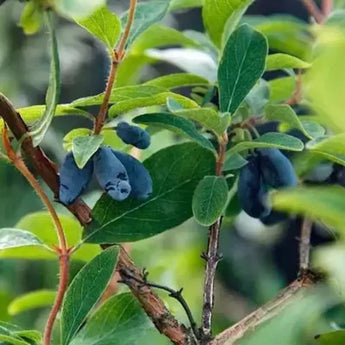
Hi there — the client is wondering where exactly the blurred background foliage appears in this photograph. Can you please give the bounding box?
[1,1,345,344]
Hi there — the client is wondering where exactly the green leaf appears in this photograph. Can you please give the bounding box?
[19,1,43,35]
[55,0,106,19]
[245,79,270,115]
[75,5,121,50]
[83,143,215,243]
[315,330,345,345]
[202,0,254,48]
[14,330,41,344]
[271,186,345,232]
[245,15,311,59]
[0,335,30,345]
[71,85,167,107]
[173,108,231,136]
[227,132,304,155]
[265,53,311,71]
[306,29,345,132]
[306,134,345,167]
[63,128,93,151]
[108,92,199,117]
[72,135,104,169]
[144,73,209,89]
[218,24,268,114]
[122,0,171,48]
[31,12,61,147]
[61,246,119,345]
[192,176,228,226]
[69,293,152,345]
[223,153,248,171]
[268,76,296,103]
[0,229,47,251]
[131,24,199,52]
[265,104,313,139]
[17,104,92,123]
[0,212,100,261]
[131,24,198,52]
[8,290,56,316]
[133,113,215,151]
[170,0,203,10]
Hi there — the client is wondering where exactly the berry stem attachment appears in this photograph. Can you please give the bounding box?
[93,0,137,135]
[1,127,70,345]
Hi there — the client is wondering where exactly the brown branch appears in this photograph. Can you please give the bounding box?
[1,128,70,345]
[300,0,324,23]
[211,271,322,345]
[285,70,303,106]
[299,218,313,272]
[93,0,137,135]
[0,93,190,345]
[117,247,192,345]
[201,132,228,342]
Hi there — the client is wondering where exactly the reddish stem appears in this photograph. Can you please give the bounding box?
[322,0,333,17]
[300,0,324,23]
[1,128,70,345]
[93,0,137,135]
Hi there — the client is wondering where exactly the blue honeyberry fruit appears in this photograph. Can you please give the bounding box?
[257,148,298,189]
[93,147,131,201]
[238,156,271,218]
[111,149,153,200]
[59,152,93,205]
[116,122,151,149]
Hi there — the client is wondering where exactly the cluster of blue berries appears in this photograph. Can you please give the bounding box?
[238,148,298,225]
[59,122,152,205]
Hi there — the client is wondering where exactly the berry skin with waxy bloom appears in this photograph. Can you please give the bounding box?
[238,155,270,219]
[59,152,93,206]
[116,122,151,149]
[93,147,131,201]
[111,149,152,200]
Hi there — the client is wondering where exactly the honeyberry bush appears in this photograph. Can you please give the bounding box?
[1,0,345,344]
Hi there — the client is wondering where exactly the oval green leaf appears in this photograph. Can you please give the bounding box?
[271,186,345,232]
[218,24,268,114]
[265,53,311,71]
[315,330,345,345]
[83,142,216,243]
[60,246,119,345]
[8,290,56,316]
[227,132,304,155]
[192,176,229,226]
[75,5,121,50]
[0,229,47,251]
[69,293,152,345]
[72,135,104,169]
[133,113,215,151]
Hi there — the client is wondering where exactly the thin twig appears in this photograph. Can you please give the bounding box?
[93,0,137,135]
[211,271,322,345]
[201,132,228,342]
[322,0,333,17]
[300,0,324,23]
[116,247,190,345]
[299,218,313,272]
[120,268,199,342]
[1,128,70,345]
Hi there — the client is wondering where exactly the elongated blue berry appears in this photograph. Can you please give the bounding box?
[93,147,131,201]
[112,150,152,200]
[116,122,151,149]
[59,152,93,205]
[238,156,271,218]
[257,148,298,188]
